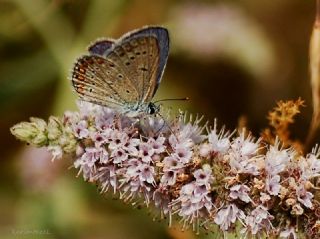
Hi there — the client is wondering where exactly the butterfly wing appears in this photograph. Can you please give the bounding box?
[118,26,169,102]
[88,38,115,56]
[72,55,139,109]
[71,26,169,109]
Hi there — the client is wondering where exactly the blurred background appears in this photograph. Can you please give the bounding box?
[0,0,316,238]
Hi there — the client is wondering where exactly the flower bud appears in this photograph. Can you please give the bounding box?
[10,120,47,146]
[279,186,289,199]
[291,203,304,215]
[30,117,47,131]
[59,133,77,154]
[285,198,296,206]
[31,131,48,146]
[63,138,77,153]
[47,116,62,140]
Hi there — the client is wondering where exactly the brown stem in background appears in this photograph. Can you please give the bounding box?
[317,0,320,24]
[306,0,320,151]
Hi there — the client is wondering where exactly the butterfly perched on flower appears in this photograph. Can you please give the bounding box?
[71,26,169,116]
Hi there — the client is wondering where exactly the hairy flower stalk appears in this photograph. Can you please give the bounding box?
[10,101,320,238]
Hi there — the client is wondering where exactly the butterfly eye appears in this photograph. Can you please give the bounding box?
[147,103,158,115]
[148,107,155,114]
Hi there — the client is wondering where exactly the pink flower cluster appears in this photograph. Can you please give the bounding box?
[29,101,320,237]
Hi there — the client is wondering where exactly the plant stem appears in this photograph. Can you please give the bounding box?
[306,0,320,151]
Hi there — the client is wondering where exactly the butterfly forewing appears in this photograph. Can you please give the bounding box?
[71,26,170,112]
[107,36,160,102]
[120,27,169,102]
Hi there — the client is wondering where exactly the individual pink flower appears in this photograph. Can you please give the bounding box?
[266,175,281,196]
[109,130,129,150]
[161,156,185,186]
[168,116,200,152]
[90,130,110,147]
[48,145,63,160]
[200,125,230,157]
[174,182,212,220]
[123,138,140,155]
[139,116,169,136]
[163,156,184,171]
[265,144,291,176]
[153,185,171,215]
[94,107,116,130]
[193,164,213,189]
[228,155,260,175]
[300,148,320,179]
[173,145,193,164]
[296,184,313,208]
[214,204,245,231]
[148,136,166,154]
[138,164,155,185]
[242,206,274,236]
[138,142,155,163]
[73,120,89,139]
[231,132,259,158]
[97,165,117,193]
[78,147,108,168]
[77,100,101,118]
[74,146,108,180]
[111,148,128,164]
[161,171,177,186]
[228,131,261,175]
[229,184,251,203]
[126,158,142,178]
[178,119,206,144]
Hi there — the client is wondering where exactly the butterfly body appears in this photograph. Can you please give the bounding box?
[120,102,160,117]
[71,26,169,116]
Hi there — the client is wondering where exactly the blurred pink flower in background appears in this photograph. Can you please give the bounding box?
[169,3,275,78]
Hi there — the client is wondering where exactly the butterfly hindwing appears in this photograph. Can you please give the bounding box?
[72,55,139,108]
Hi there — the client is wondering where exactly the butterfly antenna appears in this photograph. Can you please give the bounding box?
[153,97,189,103]
[156,111,179,141]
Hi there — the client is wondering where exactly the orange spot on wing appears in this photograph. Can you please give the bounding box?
[79,67,86,73]
[97,58,104,64]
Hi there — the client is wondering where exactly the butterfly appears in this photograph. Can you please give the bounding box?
[71,26,169,116]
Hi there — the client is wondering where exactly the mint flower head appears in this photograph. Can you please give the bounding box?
[10,100,320,237]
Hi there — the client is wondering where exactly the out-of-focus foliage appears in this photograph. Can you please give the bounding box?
[0,0,316,238]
